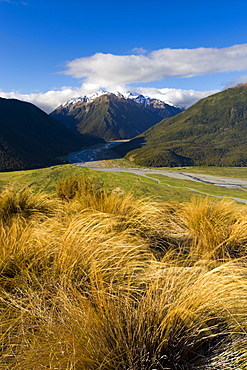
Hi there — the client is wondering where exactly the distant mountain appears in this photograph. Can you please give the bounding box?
[0,98,103,171]
[50,91,183,141]
[113,84,247,167]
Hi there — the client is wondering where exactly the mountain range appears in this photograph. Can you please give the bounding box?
[114,84,247,167]
[50,91,183,141]
[0,98,103,171]
[2,84,247,172]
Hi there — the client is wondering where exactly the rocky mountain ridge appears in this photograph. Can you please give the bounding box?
[51,91,183,141]
[60,90,182,110]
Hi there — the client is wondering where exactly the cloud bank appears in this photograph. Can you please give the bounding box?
[0,87,84,113]
[64,44,247,88]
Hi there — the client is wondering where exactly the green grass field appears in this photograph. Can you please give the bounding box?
[1,163,247,204]
[0,160,247,202]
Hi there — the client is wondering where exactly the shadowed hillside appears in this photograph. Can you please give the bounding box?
[0,98,104,171]
[114,84,247,167]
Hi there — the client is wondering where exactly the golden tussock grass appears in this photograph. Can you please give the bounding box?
[0,177,247,369]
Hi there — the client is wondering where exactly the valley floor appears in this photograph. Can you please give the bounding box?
[66,142,247,204]
[78,164,247,189]
[68,142,247,188]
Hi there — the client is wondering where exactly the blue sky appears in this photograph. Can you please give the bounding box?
[1,0,247,112]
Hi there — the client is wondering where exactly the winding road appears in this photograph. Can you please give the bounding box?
[68,142,247,203]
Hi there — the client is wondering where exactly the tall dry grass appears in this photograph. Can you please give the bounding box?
[2,259,247,369]
[173,197,247,261]
[0,178,247,369]
[0,184,57,224]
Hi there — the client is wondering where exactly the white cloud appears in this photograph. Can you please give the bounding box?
[63,44,247,88]
[0,87,81,113]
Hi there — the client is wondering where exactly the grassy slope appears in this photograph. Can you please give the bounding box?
[2,163,247,204]
[114,84,247,167]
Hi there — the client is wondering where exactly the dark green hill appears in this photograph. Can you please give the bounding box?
[50,93,182,141]
[114,84,247,167]
[0,98,103,171]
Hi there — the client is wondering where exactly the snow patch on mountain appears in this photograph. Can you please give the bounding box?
[60,90,183,110]
[62,97,86,108]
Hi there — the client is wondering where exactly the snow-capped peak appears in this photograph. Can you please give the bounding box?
[62,96,87,108]
[86,90,108,101]
[59,90,183,110]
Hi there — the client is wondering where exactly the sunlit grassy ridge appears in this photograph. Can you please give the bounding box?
[1,177,247,369]
[114,84,247,167]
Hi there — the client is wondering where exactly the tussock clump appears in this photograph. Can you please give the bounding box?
[52,211,152,289]
[0,218,59,293]
[0,183,247,369]
[0,185,57,225]
[56,175,175,252]
[56,175,99,202]
[158,197,247,261]
[3,260,247,369]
